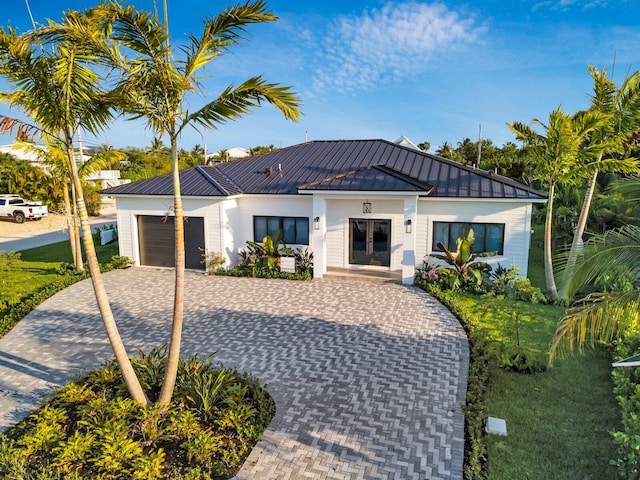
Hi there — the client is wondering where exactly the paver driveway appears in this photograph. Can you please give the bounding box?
[0,268,468,479]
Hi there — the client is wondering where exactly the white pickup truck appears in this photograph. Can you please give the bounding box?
[0,194,48,223]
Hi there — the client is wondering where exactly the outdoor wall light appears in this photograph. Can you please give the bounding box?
[363,201,372,214]
[405,219,412,234]
[313,216,320,230]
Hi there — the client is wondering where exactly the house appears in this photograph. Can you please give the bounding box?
[102,139,546,284]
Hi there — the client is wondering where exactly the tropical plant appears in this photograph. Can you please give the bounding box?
[566,66,640,273]
[428,224,493,292]
[508,106,608,301]
[0,17,149,403]
[80,0,300,405]
[550,176,640,361]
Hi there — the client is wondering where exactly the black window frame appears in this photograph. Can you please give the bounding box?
[253,216,310,245]
[432,221,505,255]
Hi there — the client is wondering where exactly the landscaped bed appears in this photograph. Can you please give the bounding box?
[0,349,274,479]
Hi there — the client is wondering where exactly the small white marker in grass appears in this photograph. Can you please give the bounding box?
[486,417,507,436]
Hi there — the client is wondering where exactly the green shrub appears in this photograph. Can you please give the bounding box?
[0,349,275,479]
[610,335,640,477]
[219,238,313,280]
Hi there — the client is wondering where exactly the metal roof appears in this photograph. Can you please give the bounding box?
[103,139,546,200]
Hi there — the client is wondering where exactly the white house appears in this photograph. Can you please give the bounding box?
[102,139,546,284]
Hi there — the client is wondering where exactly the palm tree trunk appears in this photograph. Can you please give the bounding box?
[70,180,83,271]
[545,182,559,301]
[158,137,185,405]
[62,182,80,270]
[567,167,600,270]
[67,144,149,405]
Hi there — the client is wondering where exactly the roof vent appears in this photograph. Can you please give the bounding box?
[278,163,282,173]
[265,167,273,176]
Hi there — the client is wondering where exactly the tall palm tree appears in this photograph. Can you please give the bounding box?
[550,176,640,360]
[566,66,640,272]
[80,1,301,404]
[508,107,608,301]
[0,23,149,404]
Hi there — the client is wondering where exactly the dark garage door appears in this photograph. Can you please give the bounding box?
[137,215,205,270]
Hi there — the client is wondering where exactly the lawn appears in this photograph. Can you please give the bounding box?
[0,239,119,337]
[483,223,619,479]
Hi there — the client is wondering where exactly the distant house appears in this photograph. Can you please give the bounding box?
[103,139,546,284]
[0,143,48,168]
[1,143,129,189]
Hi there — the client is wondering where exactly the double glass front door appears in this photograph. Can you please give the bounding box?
[349,219,391,267]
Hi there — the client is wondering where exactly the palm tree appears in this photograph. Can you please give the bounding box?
[550,176,640,360]
[566,66,640,272]
[0,22,149,404]
[83,1,300,404]
[508,107,608,301]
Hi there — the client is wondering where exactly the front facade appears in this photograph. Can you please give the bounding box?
[104,139,546,284]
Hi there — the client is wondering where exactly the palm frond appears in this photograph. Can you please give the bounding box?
[558,224,640,301]
[550,290,640,361]
[180,75,300,134]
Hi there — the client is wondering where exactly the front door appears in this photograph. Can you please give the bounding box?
[349,219,391,267]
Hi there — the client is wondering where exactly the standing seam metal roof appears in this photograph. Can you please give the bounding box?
[102,139,546,200]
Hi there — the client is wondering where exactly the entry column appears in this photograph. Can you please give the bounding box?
[402,196,418,285]
[312,195,326,279]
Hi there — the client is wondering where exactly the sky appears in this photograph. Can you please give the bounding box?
[1,0,639,155]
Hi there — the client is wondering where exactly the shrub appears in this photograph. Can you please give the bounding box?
[610,334,640,477]
[219,237,313,280]
[0,349,275,479]
[200,250,226,275]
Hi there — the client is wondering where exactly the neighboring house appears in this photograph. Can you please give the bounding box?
[392,134,424,151]
[0,143,48,168]
[85,170,131,189]
[1,144,127,189]
[102,139,546,284]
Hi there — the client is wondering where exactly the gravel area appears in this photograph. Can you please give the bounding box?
[0,202,116,238]
[0,213,70,236]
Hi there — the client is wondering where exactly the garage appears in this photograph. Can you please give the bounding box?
[137,215,205,270]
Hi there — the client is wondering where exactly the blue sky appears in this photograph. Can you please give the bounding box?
[1,0,639,154]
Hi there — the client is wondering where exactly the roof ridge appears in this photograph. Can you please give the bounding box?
[201,165,243,194]
[373,165,434,193]
[297,165,373,189]
[195,166,229,195]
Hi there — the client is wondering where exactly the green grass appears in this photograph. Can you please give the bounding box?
[487,351,618,479]
[467,226,621,479]
[451,292,620,479]
[1,240,118,301]
[0,240,119,336]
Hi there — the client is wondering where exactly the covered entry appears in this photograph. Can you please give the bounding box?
[137,215,205,270]
[349,218,391,267]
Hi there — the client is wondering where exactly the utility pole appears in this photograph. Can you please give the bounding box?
[476,124,482,168]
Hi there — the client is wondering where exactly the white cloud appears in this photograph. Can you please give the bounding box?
[312,2,484,93]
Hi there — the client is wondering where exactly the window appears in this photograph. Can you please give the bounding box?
[254,216,309,245]
[433,222,505,255]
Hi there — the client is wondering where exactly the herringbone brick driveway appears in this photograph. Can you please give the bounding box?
[0,268,468,479]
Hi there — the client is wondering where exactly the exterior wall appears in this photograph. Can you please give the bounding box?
[114,196,221,267]
[225,195,313,264]
[417,198,534,277]
[115,193,535,279]
[325,198,405,271]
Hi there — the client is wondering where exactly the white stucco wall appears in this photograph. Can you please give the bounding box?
[114,195,222,266]
[417,198,534,276]
[325,198,406,270]
[225,195,313,264]
[114,193,536,279]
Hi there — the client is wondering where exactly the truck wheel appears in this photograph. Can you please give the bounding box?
[14,212,25,224]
